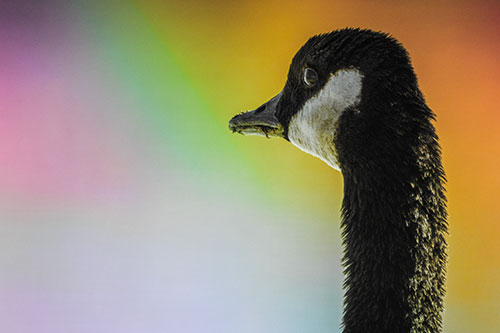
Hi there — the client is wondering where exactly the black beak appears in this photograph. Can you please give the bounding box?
[228,92,284,138]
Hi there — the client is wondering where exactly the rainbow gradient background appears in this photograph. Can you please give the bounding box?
[1,0,499,332]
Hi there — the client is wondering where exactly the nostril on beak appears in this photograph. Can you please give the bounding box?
[255,104,266,114]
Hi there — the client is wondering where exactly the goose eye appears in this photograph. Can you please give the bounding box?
[303,67,318,86]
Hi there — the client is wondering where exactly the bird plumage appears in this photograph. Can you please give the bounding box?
[229,28,447,333]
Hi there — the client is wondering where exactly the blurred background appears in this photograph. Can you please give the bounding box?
[1,0,499,332]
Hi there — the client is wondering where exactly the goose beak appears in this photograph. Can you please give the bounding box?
[228,91,284,138]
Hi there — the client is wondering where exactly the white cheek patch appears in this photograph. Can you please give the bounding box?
[288,68,363,170]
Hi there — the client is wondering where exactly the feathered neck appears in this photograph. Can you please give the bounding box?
[339,124,447,332]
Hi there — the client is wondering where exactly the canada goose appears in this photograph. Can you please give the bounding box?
[229,28,447,332]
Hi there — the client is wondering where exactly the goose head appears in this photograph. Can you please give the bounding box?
[229,28,422,175]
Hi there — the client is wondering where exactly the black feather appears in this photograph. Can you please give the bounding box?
[282,29,448,332]
[232,28,448,333]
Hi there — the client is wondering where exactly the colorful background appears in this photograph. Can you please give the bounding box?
[1,0,499,332]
